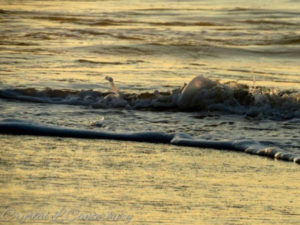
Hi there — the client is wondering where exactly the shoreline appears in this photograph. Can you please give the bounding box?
[0,135,299,225]
[1,120,299,164]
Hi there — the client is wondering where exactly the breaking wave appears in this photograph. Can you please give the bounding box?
[0,119,299,164]
[0,76,299,119]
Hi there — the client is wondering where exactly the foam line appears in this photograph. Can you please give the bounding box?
[0,120,173,143]
[0,120,299,164]
[171,137,300,164]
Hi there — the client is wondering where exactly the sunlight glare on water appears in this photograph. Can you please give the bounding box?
[0,1,300,224]
[0,0,299,90]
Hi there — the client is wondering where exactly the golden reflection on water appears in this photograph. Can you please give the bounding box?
[1,0,300,90]
[0,135,299,225]
[0,1,300,224]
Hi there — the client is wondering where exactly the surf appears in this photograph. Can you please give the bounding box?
[0,119,299,164]
[0,76,299,119]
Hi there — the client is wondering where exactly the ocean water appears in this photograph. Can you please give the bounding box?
[0,136,299,225]
[0,0,299,162]
[0,1,300,224]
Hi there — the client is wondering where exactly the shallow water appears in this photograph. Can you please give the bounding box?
[0,0,300,162]
[0,136,299,225]
[1,0,299,87]
[0,1,299,222]
[0,0,299,90]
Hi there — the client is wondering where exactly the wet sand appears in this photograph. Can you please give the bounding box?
[0,135,299,225]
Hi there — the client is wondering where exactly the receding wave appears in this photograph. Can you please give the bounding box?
[148,21,218,26]
[69,29,144,40]
[32,16,138,26]
[273,36,300,45]
[205,35,300,46]
[0,77,299,119]
[31,15,218,27]
[0,9,9,14]
[244,19,297,26]
[76,59,144,65]
[0,119,299,164]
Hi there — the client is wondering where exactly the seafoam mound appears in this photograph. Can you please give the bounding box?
[0,119,299,164]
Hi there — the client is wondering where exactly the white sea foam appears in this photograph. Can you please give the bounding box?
[0,119,299,164]
[0,76,299,119]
